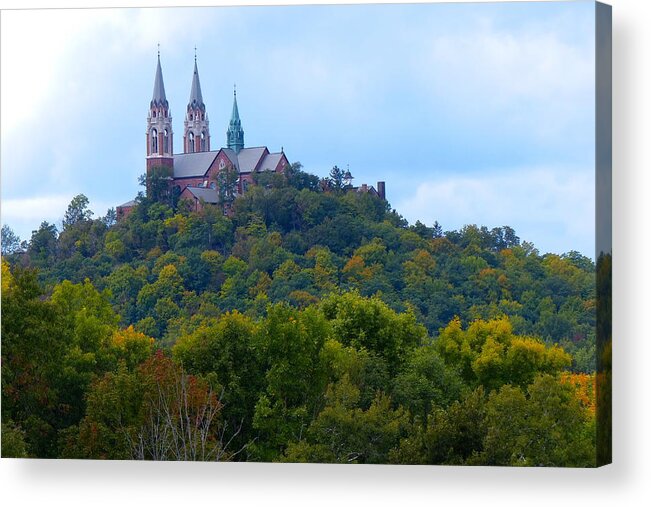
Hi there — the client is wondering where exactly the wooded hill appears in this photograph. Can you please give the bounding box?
[1,163,597,464]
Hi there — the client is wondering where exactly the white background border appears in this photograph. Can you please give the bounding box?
[1,0,649,505]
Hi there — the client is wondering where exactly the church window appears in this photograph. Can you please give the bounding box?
[151,129,158,154]
[163,129,169,153]
[152,110,156,118]
[189,132,195,153]
[201,131,206,151]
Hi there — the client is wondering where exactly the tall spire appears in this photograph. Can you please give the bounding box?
[151,50,168,108]
[188,57,205,112]
[231,84,240,122]
[146,48,174,194]
[184,51,210,153]
[227,84,244,153]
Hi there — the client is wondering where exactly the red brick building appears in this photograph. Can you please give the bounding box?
[117,52,289,217]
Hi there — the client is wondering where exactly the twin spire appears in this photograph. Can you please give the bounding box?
[188,58,205,112]
[151,48,244,154]
[150,53,168,109]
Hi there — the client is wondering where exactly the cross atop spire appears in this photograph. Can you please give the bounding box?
[151,49,168,108]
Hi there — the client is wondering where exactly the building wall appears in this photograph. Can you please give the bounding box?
[116,205,135,220]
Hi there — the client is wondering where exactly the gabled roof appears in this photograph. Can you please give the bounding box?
[117,199,137,208]
[151,55,168,108]
[258,152,285,172]
[237,146,268,174]
[172,147,287,178]
[173,150,219,178]
[221,148,240,170]
[184,186,220,204]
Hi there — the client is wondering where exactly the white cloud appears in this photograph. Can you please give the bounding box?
[1,194,115,241]
[411,21,594,141]
[1,194,73,236]
[396,166,595,256]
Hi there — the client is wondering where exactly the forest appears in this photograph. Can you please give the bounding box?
[1,163,598,465]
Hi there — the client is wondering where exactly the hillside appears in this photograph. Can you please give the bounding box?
[1,163,597,463]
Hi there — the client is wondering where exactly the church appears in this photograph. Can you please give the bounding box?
[117,52,290,219]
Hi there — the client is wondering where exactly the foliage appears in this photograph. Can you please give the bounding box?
[63,194,94,230]
[0,164,598,463]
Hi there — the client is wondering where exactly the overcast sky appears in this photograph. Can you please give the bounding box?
[1,1,597,257]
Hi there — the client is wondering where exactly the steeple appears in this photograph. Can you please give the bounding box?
[227,85,244,154]
[184,50,210,153]
[151,50,168,109]
[146,48,174,192]
[188,57,205,111]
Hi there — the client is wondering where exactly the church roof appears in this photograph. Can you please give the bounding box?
[171,147,284,178]
[221,148,240,168]
[151,54,168,108]
[184,186,220,204]
[185,187,219,204]
[258,152,284,172]
[188,59,205,111]
[117,199,137,208]
[173,151,219,178]
[237,146,268,173]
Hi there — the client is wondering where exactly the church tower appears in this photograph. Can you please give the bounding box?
[183,53,210,153]
[146,51,174,174]
[227,85,244,154]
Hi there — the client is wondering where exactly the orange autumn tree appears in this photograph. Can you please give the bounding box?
[561,372,596,416]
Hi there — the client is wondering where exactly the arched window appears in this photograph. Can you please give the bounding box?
[200,131,206,152]
[151,129,158,154]
[188,132,195,153]
[163,129,169,154]
[152,110,156,118]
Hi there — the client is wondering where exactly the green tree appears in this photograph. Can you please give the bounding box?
[321,292,427,375]
[173,311,262,449]
[1,224,22,255]
[215,163,239,210]
[393,344,463,423]
[328,165,345,193]
[139,165,174,205]
[63,194,94,230]
[479,375,595,466]
[434,316,571,390]
[252,304,331,461]
[284,377,410,464]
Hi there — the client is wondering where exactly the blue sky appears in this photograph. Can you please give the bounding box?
[1,1,597,256]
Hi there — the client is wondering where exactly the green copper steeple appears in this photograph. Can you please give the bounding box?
[227,85,244,154]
